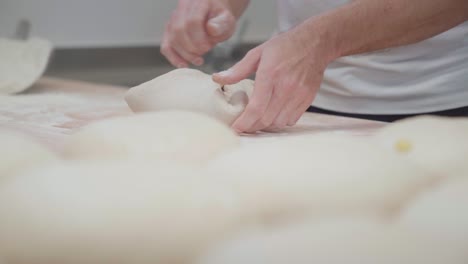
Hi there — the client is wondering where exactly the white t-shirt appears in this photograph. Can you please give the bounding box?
[277,0,468,114]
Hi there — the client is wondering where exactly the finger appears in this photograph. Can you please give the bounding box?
[172,39,203,65]
[171,13,206,65]
[231,69,274,133]
[249,79,295,132]
[161,25,188,68]
[288,92,317,126]
[269,87,309,130]
[206,11,236,41]
[212,47,262,85]
[161,45,189,68]
[186,2,213,54]
[168,5,205,65]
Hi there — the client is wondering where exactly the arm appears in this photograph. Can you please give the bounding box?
[311,0,468,59]
[214,0,468,133]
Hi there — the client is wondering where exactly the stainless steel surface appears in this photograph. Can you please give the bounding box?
[45,43,258,87]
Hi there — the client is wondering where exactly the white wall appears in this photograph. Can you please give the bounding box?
[0,0,276,48]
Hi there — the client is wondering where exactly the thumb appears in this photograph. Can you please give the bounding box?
[212,47,262,85]
[206,11,236,40]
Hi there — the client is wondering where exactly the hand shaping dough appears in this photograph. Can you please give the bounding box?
[125,69,254,125]
[0,160,244,264]
[0,38,52,94]
[205,134,430,224]
[197,218,467,264]
[373,115,468,178]
[62,111,239,164]
[0,131,57,181]
[398,177,468,245]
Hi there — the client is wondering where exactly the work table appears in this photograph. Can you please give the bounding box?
[0,77,385,152]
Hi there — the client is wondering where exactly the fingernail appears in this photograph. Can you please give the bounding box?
[209,15,229,36]
[209,23,224,36]
[216,69,232,77]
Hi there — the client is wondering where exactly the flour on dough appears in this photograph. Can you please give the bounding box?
[205,133,429,224]
[373,115,468,178]
[197,218,467,264]
[398,177,468,245]
[0,160,244,264]
[0,131,57,181]
[62,111,239,164]
[125,69,254,125]
[0,38,52,94]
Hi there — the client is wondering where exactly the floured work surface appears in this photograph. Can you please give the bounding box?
[0,77,385,151]
[0,77,131,151]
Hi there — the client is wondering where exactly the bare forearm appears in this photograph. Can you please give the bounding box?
[226,0,250,18]
[305,0,468,60]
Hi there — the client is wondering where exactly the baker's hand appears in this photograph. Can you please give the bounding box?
[213,24,335,133]
[161,0,237,68]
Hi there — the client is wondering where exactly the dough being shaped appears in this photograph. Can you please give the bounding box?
[125,69,254,125]
[0,131,57,180]
[0,160,244,264]
[62,111,239,164]
[0,38,53,94]
[197,218,467,264]
[373,115,468,178]
[398,177,468,245]
[205,134,429,224]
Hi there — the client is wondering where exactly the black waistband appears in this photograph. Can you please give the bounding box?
[306,105,468,122]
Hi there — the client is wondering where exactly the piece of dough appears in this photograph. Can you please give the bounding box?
[0,160,244,264]
[62,111,239,164]
[0,38,52,94]
[125,69,254,125]
[205,134,430,224]
[373,115,468,178]
[398,177,468,245]
[197,218,467,264]
[0,131,57,181]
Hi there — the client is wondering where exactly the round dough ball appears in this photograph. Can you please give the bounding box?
[205,134,430,224]
[62,111,239,164]
[398,177,468,245]
[0,38,53,94]
[125,69,254,125]
[0,131,57,180]
[197,218,467,264]
[0,160,244,264]
[373,115,468,178]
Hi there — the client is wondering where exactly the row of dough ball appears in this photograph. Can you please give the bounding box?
[0,131,58,181]
[60,110,468,178]
[1,161,467,264]
[0,111,468,264]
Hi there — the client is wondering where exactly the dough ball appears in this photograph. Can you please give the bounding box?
[0,131,57,180]
[197,218,467,264]
[0,38,53,94]
[125,69,254,125]
[62,111,239,164]
[398,177,468,245]
[373,115,468,178]
[0,160,244,264]
[205,134,430,224]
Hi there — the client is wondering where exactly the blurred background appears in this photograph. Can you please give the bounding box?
[0,0,276,86]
